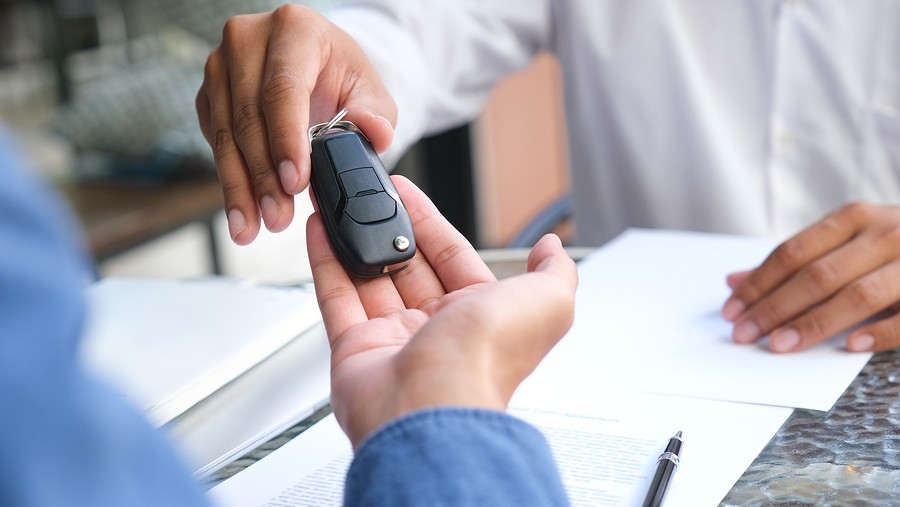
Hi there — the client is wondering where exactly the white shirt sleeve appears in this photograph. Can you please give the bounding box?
[327,0,552,165]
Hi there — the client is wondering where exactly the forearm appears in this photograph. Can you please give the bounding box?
[327,0,551,166]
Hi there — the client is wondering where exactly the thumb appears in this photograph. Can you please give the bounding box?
[344,108,396,154]
[528,234,579,290]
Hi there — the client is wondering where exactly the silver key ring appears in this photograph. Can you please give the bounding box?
[308,108,370,147]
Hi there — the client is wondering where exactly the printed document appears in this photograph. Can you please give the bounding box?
[209,392,792,507]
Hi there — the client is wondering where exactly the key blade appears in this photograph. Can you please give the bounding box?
[312,108,349,139]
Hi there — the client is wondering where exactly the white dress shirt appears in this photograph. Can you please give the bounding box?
[330,0,900,245]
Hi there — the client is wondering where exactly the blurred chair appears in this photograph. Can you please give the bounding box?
[507,193,573,249]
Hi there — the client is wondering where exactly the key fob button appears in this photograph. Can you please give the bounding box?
[325,134,372,172]
[345,192,397,224]
[340,167,385,197]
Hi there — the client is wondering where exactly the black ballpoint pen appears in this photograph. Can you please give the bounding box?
[642,431,683,507]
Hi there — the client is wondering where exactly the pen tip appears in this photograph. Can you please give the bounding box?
[675,430,682,438]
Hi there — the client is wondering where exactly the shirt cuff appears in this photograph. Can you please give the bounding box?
[345,407,570,506]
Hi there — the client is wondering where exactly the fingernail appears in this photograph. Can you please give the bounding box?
[721,297,745,321]
[371,113,394,130]
[227,209,248,240]
[848,334,875,352]
[770,328,801,352]
[260,195,281,230]
[278,160,300,194]
[733,319,760,343]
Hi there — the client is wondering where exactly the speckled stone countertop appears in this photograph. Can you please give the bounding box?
[722,349,900,506]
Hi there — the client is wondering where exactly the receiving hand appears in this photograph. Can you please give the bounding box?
[722,203,900,353]
[307,176,578,448]
[196,5,396,244]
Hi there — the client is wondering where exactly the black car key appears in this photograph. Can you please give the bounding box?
[308,109,416,277]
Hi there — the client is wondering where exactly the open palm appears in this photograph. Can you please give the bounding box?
[307,176,578,448]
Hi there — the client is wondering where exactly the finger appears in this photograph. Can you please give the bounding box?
[261,4,326,196]
[392,176,496,293]
[390,248,446,313]
[847,311,900,352]
[765,261,900,352]
[725,270,750,291]
[203,48,261,245]
[729,205,862,313]
[223,13,294,233]
[721,271,751,321]
[732,237,893,343]
[195,86,211,143]
[527,234,578,288]
[342,108,396,154]
[389,174,470,312]
[306,212,367,342]
[351,273,407,320]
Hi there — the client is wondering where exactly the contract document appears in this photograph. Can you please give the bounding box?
[209,392,792,507]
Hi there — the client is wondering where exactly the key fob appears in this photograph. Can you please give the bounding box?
[309,113,416,277]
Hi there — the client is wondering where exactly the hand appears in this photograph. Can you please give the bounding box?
[722,203,900,353]
[307,176,578,449]
[196,4,396,245]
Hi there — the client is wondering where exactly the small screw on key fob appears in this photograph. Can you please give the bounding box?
[309,109,416,277]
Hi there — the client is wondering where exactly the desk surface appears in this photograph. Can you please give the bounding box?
[61,172,223,261]
[207,249,900,505]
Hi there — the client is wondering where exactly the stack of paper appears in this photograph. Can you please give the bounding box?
[208,229,873,506]
[80,277,324,427]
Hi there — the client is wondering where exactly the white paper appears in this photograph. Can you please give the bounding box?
[209,413,351,507]
[209,393,791,507]
[165,323,332,478]
[81,278,323,426]
[531,229,872,411]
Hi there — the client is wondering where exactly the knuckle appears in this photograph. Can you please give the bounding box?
[735,275,767,302]
[429,241,470,275]
[262,68,300,108]
[880,224,900,248]
[800,313,831,342]
[221,15,249,45]
[267,125,294,149]
[316,283,355,309]
[272,3,319,28]
[232,103,265,138]
[772,238,808,270]
[250,165,274,188]
[816,212,844,236]
[847,279,883,311]
[213,129,238,157]
[838,201,873,224]
[219,178,248,205]
[272,2,312,23]
[803,260,840,293]
[203,49,222,81]
[752,298,787,331]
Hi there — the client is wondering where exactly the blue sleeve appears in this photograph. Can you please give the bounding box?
[344,408,571,506]
[0,129,209,507]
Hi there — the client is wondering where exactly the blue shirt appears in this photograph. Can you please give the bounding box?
[0,130,569,506]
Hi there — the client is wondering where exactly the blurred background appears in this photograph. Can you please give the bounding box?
[0,0,569,284]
